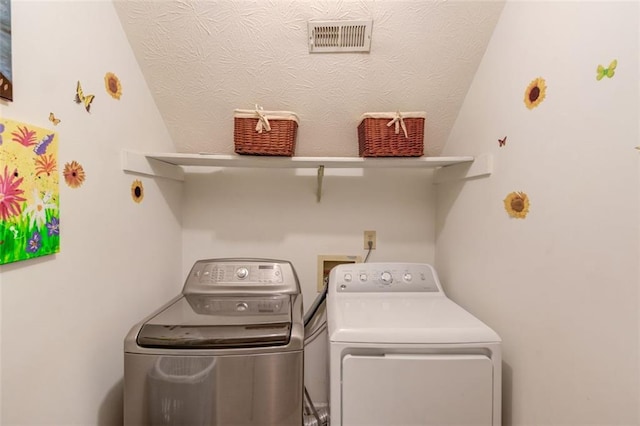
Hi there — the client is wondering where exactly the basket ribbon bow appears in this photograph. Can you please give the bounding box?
[254,105,271,134]
[386,111,408,138]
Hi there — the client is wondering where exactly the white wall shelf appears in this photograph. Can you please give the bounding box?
[121,150,492,201]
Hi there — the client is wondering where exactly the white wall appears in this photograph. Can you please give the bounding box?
[4,1,637,424]
[181,167,438,401]
[114,0,505,158]
[0,1,182,424]
[436,1,639,425]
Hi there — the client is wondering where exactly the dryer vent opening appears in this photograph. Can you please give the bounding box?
[308,20,373,53]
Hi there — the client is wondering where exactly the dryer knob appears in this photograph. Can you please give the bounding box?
[380,271,393,284]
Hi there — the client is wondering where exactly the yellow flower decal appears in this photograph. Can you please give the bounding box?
[131,180,144,203]
[104,72,122,100]
[63,161,86,188]
[504,191,530,219]
[524,77,546,109]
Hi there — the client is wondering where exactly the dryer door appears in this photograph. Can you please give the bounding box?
[342,354,493,426]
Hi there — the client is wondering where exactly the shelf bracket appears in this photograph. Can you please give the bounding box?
[121,150,185,181]
[316,165,325,202]
[434,153,492,184]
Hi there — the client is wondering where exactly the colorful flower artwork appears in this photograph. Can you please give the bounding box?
[0,117,59,265]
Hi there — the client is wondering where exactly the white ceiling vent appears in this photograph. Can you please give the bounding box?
[308,20,372,53]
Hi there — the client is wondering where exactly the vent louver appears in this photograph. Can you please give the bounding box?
[308,20,372,53]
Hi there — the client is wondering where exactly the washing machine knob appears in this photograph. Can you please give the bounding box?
[236,267,249,279]
[380,271,393,284]
[404,273,413,282]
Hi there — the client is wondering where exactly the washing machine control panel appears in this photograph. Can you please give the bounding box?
[183,259,301,295]
[332,263,441,293]
[194,263,284,285]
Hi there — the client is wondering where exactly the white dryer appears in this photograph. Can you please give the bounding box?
[327,263,501,426]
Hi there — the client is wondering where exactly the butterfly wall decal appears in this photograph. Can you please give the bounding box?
[498,136,507,147]
[48,112,61,125]
[596,59,617,81]
[74,81,95,113]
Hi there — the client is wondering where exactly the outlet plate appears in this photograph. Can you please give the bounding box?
[317,255,362,291]
[364,230,376,249]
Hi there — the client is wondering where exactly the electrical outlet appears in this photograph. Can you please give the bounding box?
[364,230,376,250]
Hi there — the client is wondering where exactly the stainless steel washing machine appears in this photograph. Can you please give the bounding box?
[124,258,304,426]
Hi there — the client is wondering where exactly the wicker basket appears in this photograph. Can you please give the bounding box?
[357,111,426,157]
[234,108,299,156]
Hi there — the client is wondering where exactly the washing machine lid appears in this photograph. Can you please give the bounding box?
[137,295,292,349]
[328,294,500,344]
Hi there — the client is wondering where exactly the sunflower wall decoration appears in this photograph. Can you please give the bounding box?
[0,117,60,265]
[504,191,530,219]
[63,161,86,188]
[104,72,122,100]
[131,180,144,203]
[524,77,546,109]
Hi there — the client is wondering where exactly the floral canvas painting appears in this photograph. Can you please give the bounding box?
[0,117,59,265]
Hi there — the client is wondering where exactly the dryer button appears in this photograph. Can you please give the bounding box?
[380,271,393,284]
[359,273,368,282]
[404,273,413,282]
[344,273,353,282]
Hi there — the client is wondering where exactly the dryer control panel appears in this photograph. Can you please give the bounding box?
[330,263,442,293]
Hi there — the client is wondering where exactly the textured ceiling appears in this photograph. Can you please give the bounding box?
[114,0,505,157]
